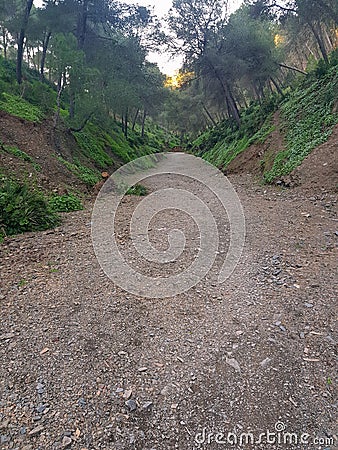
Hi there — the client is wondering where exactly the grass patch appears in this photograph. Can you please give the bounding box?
[57,156,101,186]
[0,176,60,239]
[1,145,41,171]
[264,66,338,182]
[49,193,83,212]
[126,184,148,196]
[0,92,44,122]
[73,123,113,168]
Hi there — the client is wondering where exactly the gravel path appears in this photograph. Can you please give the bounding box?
[1,154,337,450]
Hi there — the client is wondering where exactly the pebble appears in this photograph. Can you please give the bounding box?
[36,383,45,394]
[62,436,72,447]
[260,357,272,368]
[125,399,137,412]
[28,425,44,436]
[304,303,314,308]
[123,389,132,400]
[78,398,86,407]
[0,333,15,340]
[142,401,153,410]
[226,357,241,372]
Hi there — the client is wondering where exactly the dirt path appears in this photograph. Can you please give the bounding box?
[1,154,337,450]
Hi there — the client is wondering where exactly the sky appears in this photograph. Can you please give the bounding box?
[33,0,244,75]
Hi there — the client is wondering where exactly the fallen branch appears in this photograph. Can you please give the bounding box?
[279,63,307,75]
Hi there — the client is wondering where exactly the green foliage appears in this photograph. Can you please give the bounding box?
[194,102,277,169]
[193,57,338,182]
[57,157,101,186]
[1,145,41,171]
[127,184,148,196]
[73,124,113,168]
[49,193,83,212]
[0,177,60,238]
[0,92,44,122]
[21,80,56,114]
[264,66,338,182]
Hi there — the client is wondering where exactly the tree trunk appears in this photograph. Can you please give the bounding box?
[308,22,329,64]
[77,0,89,49]
[54,73,64,129]
[270,77,284,96]
[124,109,128,138]
[16,0,34,84]
[279,63,307,75]
[202,103,217,127]
[132,109,139,131]
[68,113,93,132]
[2,29,8,59]
[204,57,241,126]
[141,110,147,138]
[40,31,52,80]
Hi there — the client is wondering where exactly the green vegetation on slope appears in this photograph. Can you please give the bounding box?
[0,56,174,240]
[192,54,338,183]
[192,93,280,168]
[0,176,60,241]
[49,193,83,212]
[264,65,338,182]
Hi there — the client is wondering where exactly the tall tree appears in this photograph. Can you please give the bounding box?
[17,0,34,83]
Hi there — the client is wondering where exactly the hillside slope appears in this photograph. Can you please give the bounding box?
[192,60,338,191]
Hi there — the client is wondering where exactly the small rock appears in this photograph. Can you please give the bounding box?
[32,415,42,422]
[123,389,132,400]
[226,358,241,372]
[125,399,137,412]
[138,367,148,372]
[0,420,9,429]
[40,347,50,355]
[78,398,86,407]
[304,303,314,308]
[0,435,9,444]
[260,357,272,369]
[28,425,44,436]
[0,333,15,340]
[279,325,286,332]
[142,401,153,410]
[160,386,170,396]
[36,383,45,395]
[62,436,72,447]
[36,404,47,414]
[299,332,305,339]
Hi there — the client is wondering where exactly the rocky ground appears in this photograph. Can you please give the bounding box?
[0,154,337,450]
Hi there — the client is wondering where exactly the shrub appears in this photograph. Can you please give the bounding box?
[49,193,83,212]
[127,184,148,196]
[0,177,60,238]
